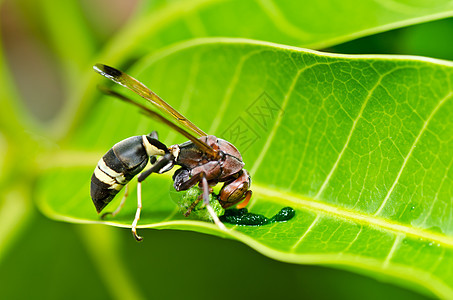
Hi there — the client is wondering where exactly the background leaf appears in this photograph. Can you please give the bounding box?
[100,0,453,57]
[0,15,34,263]
[37,39,453,298]
[1,0,453,299]
[54,0,453,137]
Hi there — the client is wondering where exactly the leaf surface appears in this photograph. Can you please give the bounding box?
[37,39,453,298]
[56,0,453,137]
[105,0,453,55]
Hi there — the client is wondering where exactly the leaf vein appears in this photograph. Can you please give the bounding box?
[314,67,398,200]
[383,234,404,268]
[253,183,453,248]
[291,215,320,251]
[374,91,453,215]
[250,64,308,176]
[208,49,265,134]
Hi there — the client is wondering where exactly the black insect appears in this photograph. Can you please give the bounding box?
[91,64,252,241]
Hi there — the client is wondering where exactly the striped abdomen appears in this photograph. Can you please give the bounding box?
[90,135,167,213]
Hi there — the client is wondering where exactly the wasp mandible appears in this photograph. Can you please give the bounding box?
[91,64,252,241]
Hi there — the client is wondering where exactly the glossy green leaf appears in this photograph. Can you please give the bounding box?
[37,39,453,298]
[55,0,453,137]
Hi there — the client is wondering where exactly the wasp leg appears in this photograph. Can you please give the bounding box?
[200,172,227,231]
[174,170,206,216]
[173,170,226,230]
[173,169,204,191]
[132,153,174,241]
[138,153,174,182]
[101,184,129,220]
[184,194,202,217]
[132,181,144,241]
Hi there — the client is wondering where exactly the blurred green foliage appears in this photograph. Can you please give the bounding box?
[0,0,452,299]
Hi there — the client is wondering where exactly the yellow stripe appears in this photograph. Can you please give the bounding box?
[110,183,125,191]
[142,135,165,156]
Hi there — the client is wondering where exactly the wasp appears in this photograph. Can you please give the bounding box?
[91,64,252,241]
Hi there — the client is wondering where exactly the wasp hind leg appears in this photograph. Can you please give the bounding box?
[101,184,129,220]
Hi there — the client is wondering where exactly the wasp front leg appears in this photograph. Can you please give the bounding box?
[200,172,227,230]
[173,169,226,230]
[132,153,175,241]
[173,168,214,216]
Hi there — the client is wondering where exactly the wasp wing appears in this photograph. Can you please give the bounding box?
[93,64,207,138]
[98,86,219,159]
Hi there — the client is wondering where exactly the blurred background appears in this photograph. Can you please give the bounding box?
[0,0,452,299]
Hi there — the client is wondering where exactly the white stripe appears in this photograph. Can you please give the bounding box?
[142,135,165,156]
[110,183,125,191]
[94,167,116,185]
[98,158,127,184]
[170,145,180,161]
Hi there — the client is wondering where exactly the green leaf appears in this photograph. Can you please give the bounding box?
[54,0,453,138]
[0,20,35,263]
[40,0,98,76]
[103,0,453,57]
[37,39,453,298]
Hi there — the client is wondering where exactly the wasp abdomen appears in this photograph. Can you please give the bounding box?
[91,135,166,213]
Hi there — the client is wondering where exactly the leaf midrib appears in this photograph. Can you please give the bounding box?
[253,183,453,248]
[39,145,453,248]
